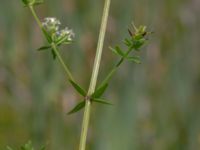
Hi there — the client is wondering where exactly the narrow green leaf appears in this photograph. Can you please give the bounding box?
[51,49,57,60]
[37,46,51,51]
[126,56,141,64]
[69,80,86,96]
[92,83,108,98]
[110,46,125,57]
[42,28,52,43]
[124,38,132,47]
[21,0,29,5]
[55,36,68,46]
[115,46,125,56]
[67,101,86,115]
[132,38,145,50]
[92,98,113,105]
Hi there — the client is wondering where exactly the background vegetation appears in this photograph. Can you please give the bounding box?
[0,0,200,149]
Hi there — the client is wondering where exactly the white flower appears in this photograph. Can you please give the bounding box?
[42,17,75,43]
[42,17,61,33]
[62,27,75,41]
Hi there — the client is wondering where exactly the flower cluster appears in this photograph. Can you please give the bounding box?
[110,24,152,64]
[42,17,75,45]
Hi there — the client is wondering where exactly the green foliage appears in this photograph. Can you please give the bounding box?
[110,46,125,57]
[126,56,141,64]
[111,24,152,64]
[37,46,51,51]
[41,28,52,43]
[92,83,108,98]
[67,101,86,115]
[91,98,113,105]
[69,80,86,96]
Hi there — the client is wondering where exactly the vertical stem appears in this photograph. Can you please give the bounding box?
[79,0,111,150]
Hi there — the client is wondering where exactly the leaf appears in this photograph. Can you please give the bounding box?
[55,36,68,46]
[67,101,86,115]
[126,56,141,64]
[42,28,52,43]
[110,46,125,57]
[37,46,51,51]
[51,49,57,60]
[21,0,29,5]
[132,38,146,50]
[69,80,86,96]
[92,98,113,105]
[124,38,132,47]
[92,83,108,98]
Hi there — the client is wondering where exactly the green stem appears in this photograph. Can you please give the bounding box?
[51,43,74,81]
[98,46,133,88]
[79,0,111,149]
[29,6,43,30]
[29,6,74,81]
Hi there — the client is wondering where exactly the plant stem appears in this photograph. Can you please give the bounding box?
[29,6,74,81]
[79,0,111,149]
[51,43,74,81]
[98,46,133,88]
[29,6,43,30]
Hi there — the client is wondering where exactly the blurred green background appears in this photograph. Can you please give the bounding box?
[0,0,200,149]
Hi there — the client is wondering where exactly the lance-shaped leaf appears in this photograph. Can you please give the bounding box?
[42,28,52,43]
[126,56,141,64]
[110,46,125,57]
[92,98,113,106]
[37,45,51,51]
[132,38,146,50]
[55,36,69,46]
[92,83,108,98]
[69,80,86,96]
[51,49,57,60]
[67,101,86,115]
[124,38,132,47]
